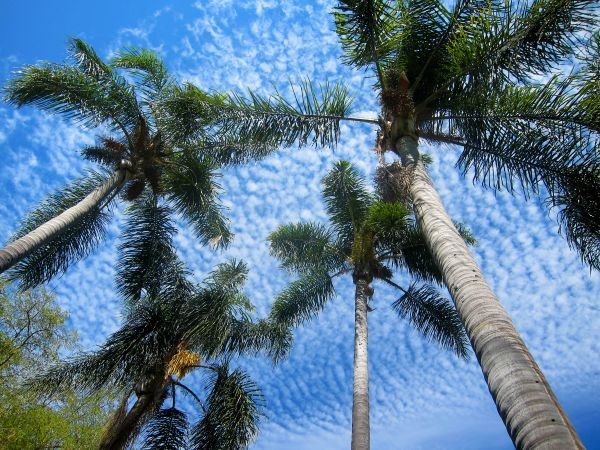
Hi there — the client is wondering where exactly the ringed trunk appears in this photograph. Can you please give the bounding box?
[0,168,128,274]
[351,272,371,450]
[393,130,582,449]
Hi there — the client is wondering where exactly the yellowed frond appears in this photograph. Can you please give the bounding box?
[166,343,201,379]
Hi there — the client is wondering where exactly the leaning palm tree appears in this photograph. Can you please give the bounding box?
[161,3,599,447]
[30,258,290,450]
[0,39,232,290]
[268,160,470,450]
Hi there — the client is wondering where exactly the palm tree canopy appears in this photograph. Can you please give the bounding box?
[166,1,599,269]
[268,160,471,357]
[28,259,290,449]
[3,39,233,289]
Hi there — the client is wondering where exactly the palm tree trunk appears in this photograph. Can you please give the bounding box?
[393,133,583,449]
[98,392,155,450]
[351,272,371,450]
[0,169,127,275]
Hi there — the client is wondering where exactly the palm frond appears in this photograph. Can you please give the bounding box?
[194,133,280,166]
[204,259,249,294]
[180,289,251,358]
[156,83,230,143]
[268,222,346,274]
[116,194,178,303]
[547,168,600,270]
[28,302,172,395]
[4,63,135,132]
[384,225,443,284]
[190,365,263,450]
[141,407,189,450]
[223,79,353,149]
[322,160,373,245]
[453,221,477,246]
[81,136,127,167]
[111,47,172,96]
[362,201,411,252]
[438,0,596,104]
[269,270,335,327]
[69,37,112,80]
[163,154,232,249]
[221,319,293,364]
[7,171,114,290]
[334,0,398,70]
[392,282,469,358]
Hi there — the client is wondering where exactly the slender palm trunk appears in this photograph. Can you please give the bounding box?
[351,272,371,450]
[393,132,582,449]
[0,169,127,274]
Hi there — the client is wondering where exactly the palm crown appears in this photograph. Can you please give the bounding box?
[2,39,232,290]
[30,258,291,450]
[160,1,599,270]
[268,160,470,356]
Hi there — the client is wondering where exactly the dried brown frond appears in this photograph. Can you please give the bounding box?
[375,161,414,206]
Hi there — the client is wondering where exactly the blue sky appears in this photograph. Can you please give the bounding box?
[1,1,599,449]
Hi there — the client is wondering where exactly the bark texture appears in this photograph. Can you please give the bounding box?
[98,392,155,450]
[0,169,127,274]
[351,275,371,450]
[99,378,167,450]
[395,134,582,449]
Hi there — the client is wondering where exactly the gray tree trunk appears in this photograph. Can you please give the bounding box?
[0,169,127,274]
[351,274,371,450]
[393,133,583,449]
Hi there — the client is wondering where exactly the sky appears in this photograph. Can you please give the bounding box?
[0,1,599,449]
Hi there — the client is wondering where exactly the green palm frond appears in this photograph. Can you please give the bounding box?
[28,302,173,395]
[440,0,595,101]
[69,37,112,79]
[322,160,373,245]
[190,365,263,450]
[163,154,232,249]
[195,133,280,166]
[181,290,249,358]
[268,222,346,274]
[111,47,172,96]
[156,83,230,143]
[384,225,443,284]
[80,136,128,167]
[116,195,178,303]
[269,270,335,327]
[362,201,411,252]
[391,282,469,358]
[334,0,398,70]
[547,168,600,270]
[453,221,477,246]
[221,320,293,364]
[7,171,114,290]
[141,407,189,450]
[456,113,596,194]
[205,259,249,293]
[223,79,353,148]
[4,63,135,132]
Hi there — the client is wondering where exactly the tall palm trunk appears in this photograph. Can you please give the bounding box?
[0,168,128,275]
[352,271,371,450]
[392,130,583,449]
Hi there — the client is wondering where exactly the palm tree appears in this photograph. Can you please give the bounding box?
[160,3,599,447]
[0,39,232,290]
[30,258,291,450]
[268,160,470,450]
